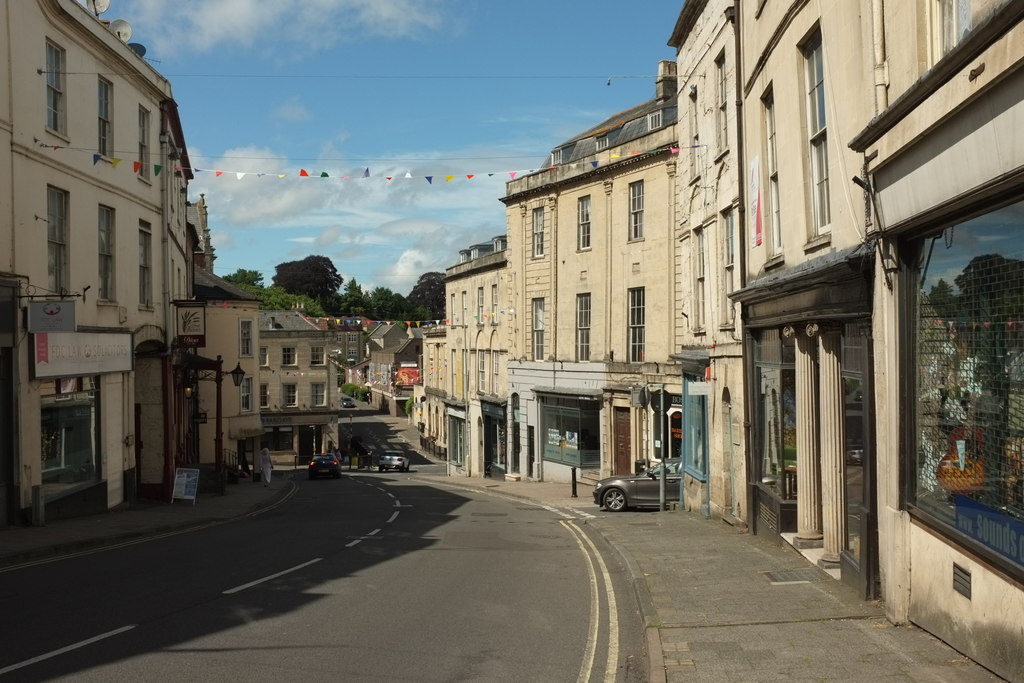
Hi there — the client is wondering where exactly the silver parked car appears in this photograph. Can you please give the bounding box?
[377,449,410,472]
[593,458,682,511]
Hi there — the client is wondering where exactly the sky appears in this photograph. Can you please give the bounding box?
[87,0,681,295]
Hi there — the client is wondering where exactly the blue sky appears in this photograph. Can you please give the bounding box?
[95,0,680,294]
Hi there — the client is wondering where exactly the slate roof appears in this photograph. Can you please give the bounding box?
[194,268,260,301]
[543,97,678,167]
[259,310,321,331]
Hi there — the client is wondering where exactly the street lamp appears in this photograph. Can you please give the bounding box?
[229,361,245,387]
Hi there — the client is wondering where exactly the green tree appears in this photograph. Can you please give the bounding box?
[368,286,409,320]
[338,279,370,317]
[406,272,445,319]
[261,285,325,316]
[272,255,344,311]
[222,268,265,289]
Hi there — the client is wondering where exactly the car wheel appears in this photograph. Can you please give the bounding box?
[378,466,384,472]
[602,488,627,512]
[402,465,409,472]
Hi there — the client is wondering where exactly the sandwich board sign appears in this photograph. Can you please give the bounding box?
[172,468,200,504]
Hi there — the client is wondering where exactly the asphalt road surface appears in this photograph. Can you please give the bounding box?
[0,415,645,682]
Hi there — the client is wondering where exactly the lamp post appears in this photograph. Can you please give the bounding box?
[214,358,246,495]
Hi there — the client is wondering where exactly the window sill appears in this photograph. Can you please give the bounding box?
[714,148,730,164]
[764,254,785,270]
[803,232,831,253]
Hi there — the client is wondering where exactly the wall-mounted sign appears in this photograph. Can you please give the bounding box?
[174,302,206,347]
[33,331,132,378]
[28,300,76,333]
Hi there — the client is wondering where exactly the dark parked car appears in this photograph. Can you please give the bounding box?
[308,454,342,479]
[341,397,356,409]
[593,457,682,511]
[377,449,410,472]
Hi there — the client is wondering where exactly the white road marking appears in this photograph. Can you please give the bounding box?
[562,520,600,683]
[386,511,399,523]
[367,528,381,536]
[222,558,322,594]
[0,625,137,675]
[346,539,362,547]
[573,522,620,682]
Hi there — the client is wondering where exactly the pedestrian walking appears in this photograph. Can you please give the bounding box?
[259,447,273,486]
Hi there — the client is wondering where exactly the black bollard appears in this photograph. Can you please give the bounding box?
[571,466,578,498]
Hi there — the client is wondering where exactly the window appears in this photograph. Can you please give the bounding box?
[282,347,296,365]
[629,181,644,240]
[576,293,591,362]
[311,383,325,406]
[628,288,645,363]
[804,34,830,234]
[259,383,269,408]
[240,377,253,412]
[551,147,564,165]
[259,347,268,366]
[41,376,100,499]
[240,320,253,356]
[577,195,591,250]
[47,187,69,294]
[754,329,797,499]
[689,91,699,176]
[596,135,609,151]
[138,107,150,179]
[721,209,736,326]
[283,384,297,407]
[492,350,500,390]
[763,89,783,257]
[98,205,114,301]
[936,0,972,58]
[694,226,706,329]
[716,53,728,154]
[310,346,325,365]
[532,207,545,257]
[532,298,545,361]
[911,201,1024,573]
[478,351,487,393]
[97,78,112,157]
[477,287,484,321]
[490,283,498,320]
[138,220,152,307]
[45,42,65,133]
[647,110,662,131]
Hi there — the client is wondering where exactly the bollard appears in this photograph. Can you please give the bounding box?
[32,484,45,526]
[571,467,578,498]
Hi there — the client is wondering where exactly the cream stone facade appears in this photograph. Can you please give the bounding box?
[1,0,196,521]
[669,1,747,523]
[502,62,685,486]
[847,2,1024,678]
[443,237,511,478]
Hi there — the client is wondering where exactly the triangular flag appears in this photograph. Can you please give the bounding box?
[154,165,163,176]
[610,154,620,159]
[93,154,102,165]
[670,147,681,153]
[466,174,474,180]
[445,175,454,182]
[509,171,517,180]
[133,161,142,173]
[363,168,370,178]
[215,171,223,177]
[299,169,309,176]
[386,176,393,181]
[236,172,246,180]
[404,171,412,179]
[111,158,123,168]
[320,172,329,177]
[425,176,433,184]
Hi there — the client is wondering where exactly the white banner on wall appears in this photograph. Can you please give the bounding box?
[33,331,133,378]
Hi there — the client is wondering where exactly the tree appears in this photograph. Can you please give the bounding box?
[260,285,325,316]
[272,255,344,311]
[368,286,409,320]
[406,272,446,319]
[338,279,370,317]
[222,269,264,289]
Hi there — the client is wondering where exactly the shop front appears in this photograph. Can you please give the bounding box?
[736,245,878,596]
[534,388,602,483]
[481,399,507,478]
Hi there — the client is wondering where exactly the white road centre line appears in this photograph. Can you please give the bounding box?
[0,625,137,675]
[222,558,322,594]
[367,528,381,536]
[386,511,399,523]
[562,520,600,683]
[572,521,620,682]
[346,539,362,547]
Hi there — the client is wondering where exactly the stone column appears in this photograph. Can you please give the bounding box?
[788,324,822,548]
[817,325,846,567]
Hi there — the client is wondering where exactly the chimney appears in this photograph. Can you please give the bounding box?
[655,60,678,102]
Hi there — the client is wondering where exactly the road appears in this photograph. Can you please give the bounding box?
[0,410,645,682]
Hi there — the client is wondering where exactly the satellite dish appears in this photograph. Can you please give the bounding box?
[110,18,133,42]
[87,0,111,16]
[128,43,147,57]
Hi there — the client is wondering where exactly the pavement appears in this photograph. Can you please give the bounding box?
[1,414,1008,683]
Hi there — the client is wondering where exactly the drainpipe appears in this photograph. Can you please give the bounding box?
[872,0,889,112]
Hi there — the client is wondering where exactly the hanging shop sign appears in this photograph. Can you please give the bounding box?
[174,301,206,347]
[28,300,76,333]
[33,331,132,379]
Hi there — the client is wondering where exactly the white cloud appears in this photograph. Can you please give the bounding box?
[272,97,311,122]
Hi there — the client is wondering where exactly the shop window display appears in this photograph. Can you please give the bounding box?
[40,376,100,498]
[913,199,1024,570]
[755,329,797,499]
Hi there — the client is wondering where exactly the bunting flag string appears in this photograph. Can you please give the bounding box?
[37,140,681,186]
[305,310,516,330]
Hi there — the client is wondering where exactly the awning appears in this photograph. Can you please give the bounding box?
[532,386,603,400]
[228,414,264,439]
[670,349,711,377]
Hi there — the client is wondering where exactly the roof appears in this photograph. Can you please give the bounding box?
[194,268,260,301]
[259,310,321,331]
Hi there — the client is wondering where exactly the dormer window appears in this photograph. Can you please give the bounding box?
[596,135,609,151]
[647,111,663,131]
[551,147,564,165]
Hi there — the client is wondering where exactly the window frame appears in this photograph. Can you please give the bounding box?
[311,383,326,407]
[763,88,783,257]
[532,207,545,257]
[721,208,736,327]
[647,110,662,131]
[259,383,269,409]
[310,345,325,365]
[576,293,591,362]
[98,204,114,301]
[239,320,253,357]
[577,195,592,251]
[240,377,253,412]
[715,53,728,154]
[138,220,152,307]
[138,106,150,180]
[532,298,545,361]
[694,226,707,330]
[283,384,298,407]
[45,41,66,134]
[628,288,646,363]
[282,347,296,366]
[628,180,644,241]
[803,34,831,235]
[97,77,113,157]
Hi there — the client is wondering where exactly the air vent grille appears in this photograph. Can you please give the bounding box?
[953,563,972,599]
